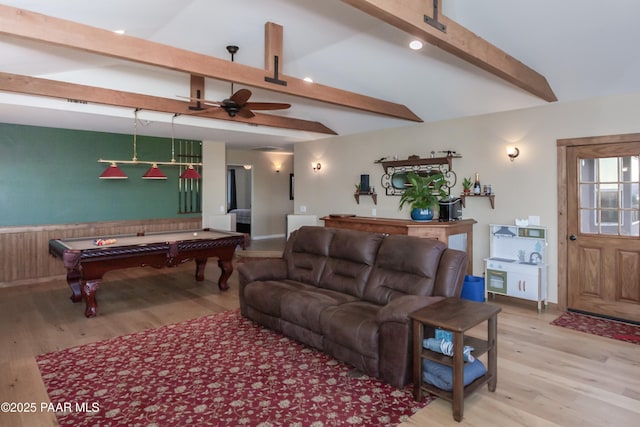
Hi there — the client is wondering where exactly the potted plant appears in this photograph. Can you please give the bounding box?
[399,171,447,221]
[462,177,473,194]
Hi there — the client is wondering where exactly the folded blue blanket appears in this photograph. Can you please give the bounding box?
[422,359,487,391]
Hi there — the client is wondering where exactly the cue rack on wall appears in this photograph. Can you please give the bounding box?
[177,140,202,214]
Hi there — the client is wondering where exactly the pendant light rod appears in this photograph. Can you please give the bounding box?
[97,110,201,167]
[97,109,201,175]
[171,113,178,163]
[132,108,139,162]
[97,159,202,166]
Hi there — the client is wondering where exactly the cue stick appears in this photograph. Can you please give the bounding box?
[194,143,199,212]
[178,140,183,213]
[189,141,193,212]
[183,141,188,213]
[196,165,200,212]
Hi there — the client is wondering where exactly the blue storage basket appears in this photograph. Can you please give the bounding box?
[461,275,485,302]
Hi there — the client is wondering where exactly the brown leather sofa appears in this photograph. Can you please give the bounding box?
[238,226,468,387]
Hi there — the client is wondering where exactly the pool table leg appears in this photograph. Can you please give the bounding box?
[194,257,233,291]
[194,258,208,282]
[66,269,83,303]
[217,258,233,291]
[81,279,101,318]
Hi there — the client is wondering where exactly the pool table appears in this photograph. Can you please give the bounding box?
[48,229,248,318]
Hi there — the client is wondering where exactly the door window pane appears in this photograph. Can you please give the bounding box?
[579,156,639,236]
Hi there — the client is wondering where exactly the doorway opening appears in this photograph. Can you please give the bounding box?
[227,164,253,234]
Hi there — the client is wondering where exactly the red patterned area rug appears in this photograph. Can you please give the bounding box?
[37,310,432,426]
[551,311,640,345]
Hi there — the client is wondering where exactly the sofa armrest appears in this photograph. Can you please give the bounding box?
[376,295,446,324]
[433,249,467,297]
[375,294,447,387]
[238,259,288,286]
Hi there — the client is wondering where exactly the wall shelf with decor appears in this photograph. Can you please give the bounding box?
[376,155,458,196]
[376,155,454,173]
[354,191,377,205]
[460,194,495,209]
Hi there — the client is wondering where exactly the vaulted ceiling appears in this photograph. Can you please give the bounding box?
[1,0,639,151]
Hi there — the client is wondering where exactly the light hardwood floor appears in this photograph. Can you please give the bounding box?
[0,260,638,427]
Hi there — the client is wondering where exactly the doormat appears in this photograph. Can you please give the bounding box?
[551,311,640,345]
[37,310,432,426]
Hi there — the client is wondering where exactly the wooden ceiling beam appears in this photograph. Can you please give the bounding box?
[342,0,557,102]
[265,22,284,75]
[0,72,337,135]
[0,5,422,122]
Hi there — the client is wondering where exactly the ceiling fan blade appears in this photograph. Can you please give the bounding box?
[244,102,291,111]
[190,107,218,114]
[176,95,223,106]
[235,108,255,119]
[230,89,252,106]
[202,101,224,107]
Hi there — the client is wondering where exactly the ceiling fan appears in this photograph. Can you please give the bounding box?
[179,46,291,118]
[182,88,291,118]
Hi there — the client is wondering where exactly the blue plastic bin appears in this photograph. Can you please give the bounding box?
[461,275,485,302]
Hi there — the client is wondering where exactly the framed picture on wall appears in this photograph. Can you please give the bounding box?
[289,173,294,200]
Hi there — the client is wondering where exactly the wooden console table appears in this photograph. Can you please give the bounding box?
[321,216,476,275]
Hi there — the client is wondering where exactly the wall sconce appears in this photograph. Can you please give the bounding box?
[274,163,281,173]
[312,162,322,172]
[506,146,520,162]
[243,164,252,170]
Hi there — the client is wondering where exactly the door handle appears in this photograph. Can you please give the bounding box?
[569,234,577,241]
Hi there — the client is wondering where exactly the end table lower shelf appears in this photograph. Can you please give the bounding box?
[410,298,501,422]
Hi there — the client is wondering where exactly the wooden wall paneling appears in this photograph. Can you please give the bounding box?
[0,217,202,285]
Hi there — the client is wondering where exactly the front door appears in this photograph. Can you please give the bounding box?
[566,141,640,322]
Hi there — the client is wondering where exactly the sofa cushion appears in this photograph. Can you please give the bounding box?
[363,235,447,305]
[280,288,359,333]
[318,229,383,298]
[320,301,381,358]
[243,280,312,317]
[286,227,335,285]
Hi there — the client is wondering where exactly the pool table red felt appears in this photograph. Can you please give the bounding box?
[49,229,247,318]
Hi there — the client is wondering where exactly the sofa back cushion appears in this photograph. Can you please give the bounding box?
[363,235,447,305]
[318,228,383,298]
[284,226,335,286]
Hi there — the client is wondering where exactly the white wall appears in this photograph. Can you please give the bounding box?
[293,91,640,304]
[201,141,227,221]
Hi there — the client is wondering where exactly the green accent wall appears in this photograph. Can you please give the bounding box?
[0,123,201,226]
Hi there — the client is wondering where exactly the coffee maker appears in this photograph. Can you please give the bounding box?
[438,197,462,221]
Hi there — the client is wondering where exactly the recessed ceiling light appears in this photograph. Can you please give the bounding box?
[303,77,313,83]
[113,29,126,35]
[409,40,423,50]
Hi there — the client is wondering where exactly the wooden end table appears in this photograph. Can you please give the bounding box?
[410,298,501,422]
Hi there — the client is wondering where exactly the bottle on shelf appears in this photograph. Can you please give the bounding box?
[473,172,482,195]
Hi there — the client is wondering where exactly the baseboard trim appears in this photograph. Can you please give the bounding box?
[250,234,286,241]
